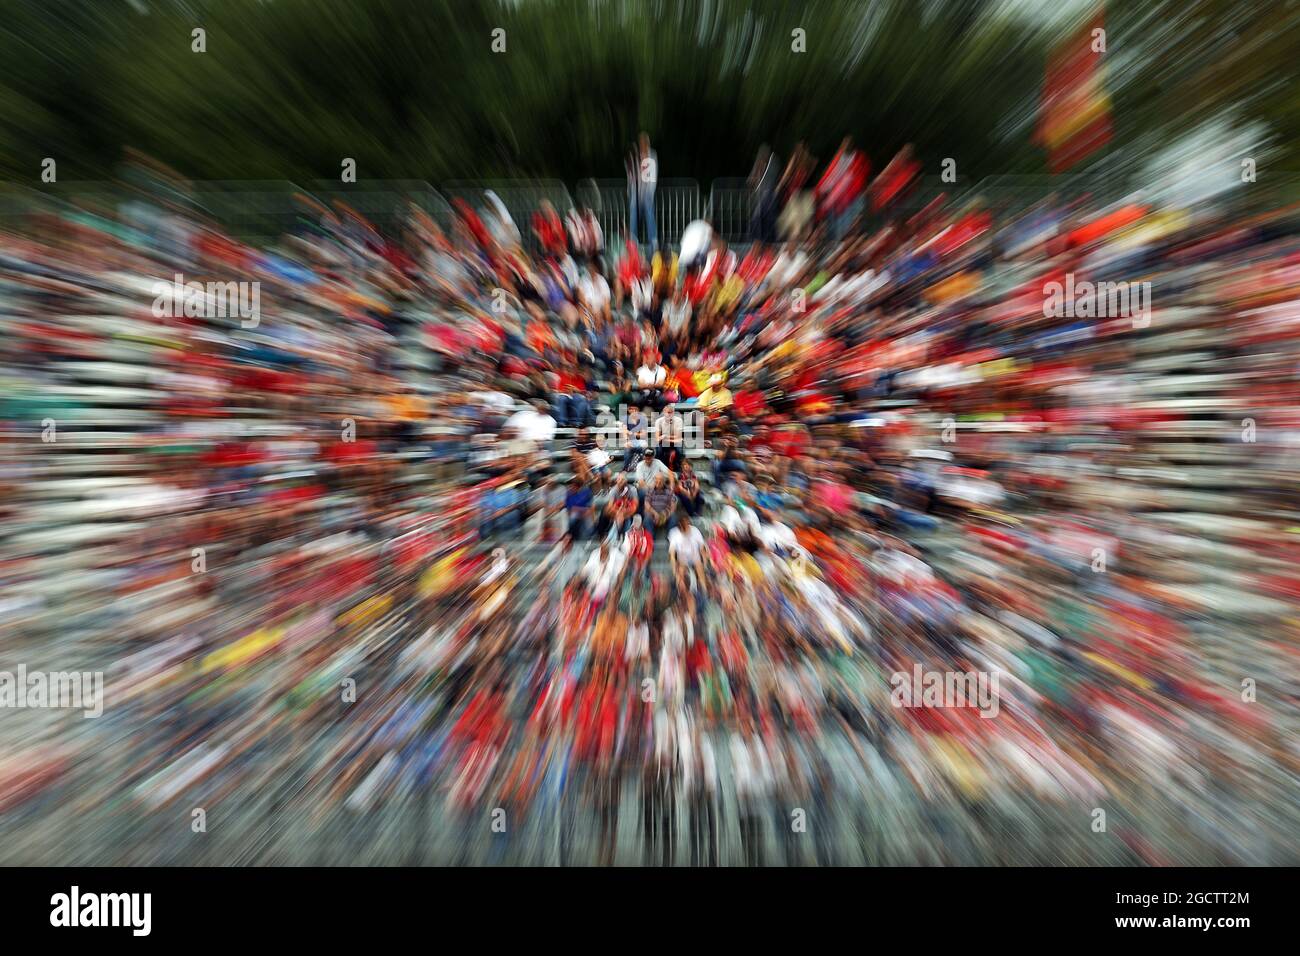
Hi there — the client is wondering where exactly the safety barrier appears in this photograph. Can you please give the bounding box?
[189,181,313,243]
[13,172,1264,253]
[575,177,701,250]
[707,177,752,244]
[573,178,627,247]
[653,178,702,250]
[0,182,70,230]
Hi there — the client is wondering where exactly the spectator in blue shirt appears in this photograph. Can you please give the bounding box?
[565,478,594,541]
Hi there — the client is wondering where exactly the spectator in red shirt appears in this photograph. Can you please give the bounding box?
[531,200,566,258]
[731,382,768,419]
[816,137,870,239]
[453,198,494,252]
[553,363,590,427]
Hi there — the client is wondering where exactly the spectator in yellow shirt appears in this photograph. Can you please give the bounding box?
[696,374,733,412]
[651,249,678,301]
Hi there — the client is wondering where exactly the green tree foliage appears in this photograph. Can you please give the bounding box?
[0,0,1293,185]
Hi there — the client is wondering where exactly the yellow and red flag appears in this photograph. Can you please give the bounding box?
[1036,7,1113,172]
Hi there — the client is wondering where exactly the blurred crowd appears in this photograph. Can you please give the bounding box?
[0,148,1298,865]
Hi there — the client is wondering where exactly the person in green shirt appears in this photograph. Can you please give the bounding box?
[596,375,629,415]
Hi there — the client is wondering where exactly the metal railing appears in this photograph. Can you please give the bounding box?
[575,177,701,251]
[11,172,1286,255]
[573,177,628,248]
[188,181,313,243]
[654,178,701,250]
[707,177,752,244]
[0,182,70,231]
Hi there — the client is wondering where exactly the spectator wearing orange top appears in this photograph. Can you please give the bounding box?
[525,313,557,357]
[666,356,699,401]
[662,355,693,404]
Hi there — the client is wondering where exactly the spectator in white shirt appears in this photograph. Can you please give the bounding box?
[633,448,669,489]
[586,437,612,475]
[503,400,557,445]
[582,539,626,602]
[577,260,611,323]
[635,356,666,405]
[719,501,762,545]
[625,614,650,663]
[663,286,691,338]
[668,514,705,572]
[654,404,684,470]
[758,519,797,555]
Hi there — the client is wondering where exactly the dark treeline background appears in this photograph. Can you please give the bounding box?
[0,0,1294,185]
